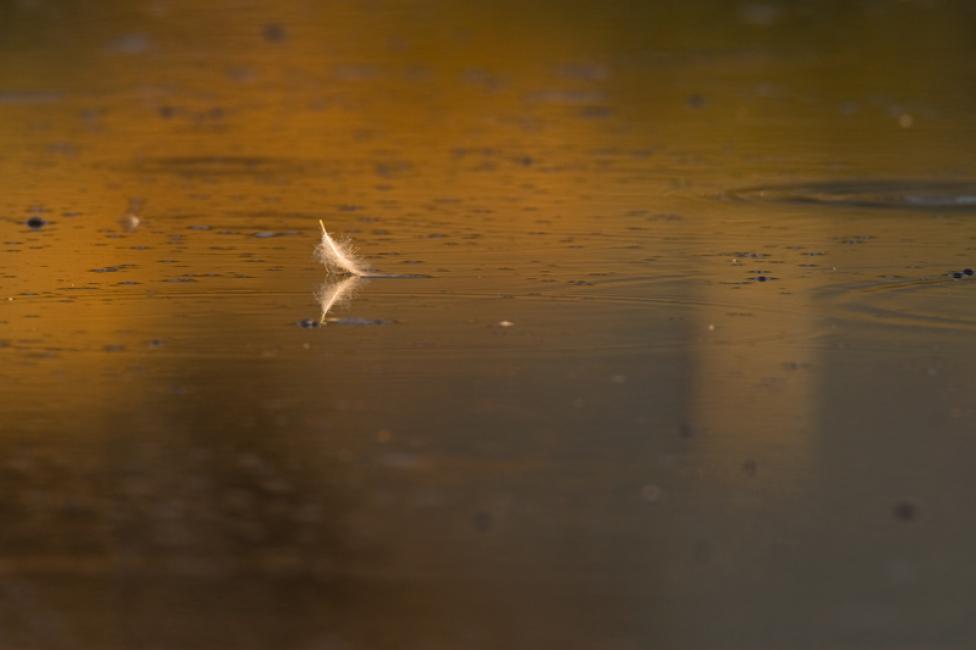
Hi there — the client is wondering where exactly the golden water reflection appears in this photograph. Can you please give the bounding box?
[3,1,976,648]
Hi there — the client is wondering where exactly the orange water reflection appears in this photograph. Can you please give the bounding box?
[3,1,976,648]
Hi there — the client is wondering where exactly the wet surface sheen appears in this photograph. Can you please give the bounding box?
[3,1,976,649]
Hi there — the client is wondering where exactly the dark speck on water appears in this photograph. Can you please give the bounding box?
[26,217,46,229]
[894,500,919,522]
[262,23,287,43]
[297,319,320,329]
[473,511,494,532]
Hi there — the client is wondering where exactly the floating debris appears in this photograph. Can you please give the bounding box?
[26,217,46,230]
[316,220,368,276]
[309,220,426,324]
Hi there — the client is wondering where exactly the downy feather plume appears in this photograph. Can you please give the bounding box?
[316,220,367,276]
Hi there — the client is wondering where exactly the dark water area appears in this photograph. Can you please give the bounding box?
[3,1,976,648]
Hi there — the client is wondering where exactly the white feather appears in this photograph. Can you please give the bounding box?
[316,220,367,276]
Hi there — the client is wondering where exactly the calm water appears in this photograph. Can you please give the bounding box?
[3,1,976,648]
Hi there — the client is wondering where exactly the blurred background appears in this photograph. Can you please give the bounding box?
[2,1,976,648]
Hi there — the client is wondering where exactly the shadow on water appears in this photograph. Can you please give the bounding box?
[819,275,976,335]
[0,404,384,649]
[121,156,324,178]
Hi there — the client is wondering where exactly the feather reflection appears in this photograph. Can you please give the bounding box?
[317,275,364,325]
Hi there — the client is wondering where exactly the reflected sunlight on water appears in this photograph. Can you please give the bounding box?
[3,1,976,648]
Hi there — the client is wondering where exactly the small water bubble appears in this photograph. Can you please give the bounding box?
[640,484,663,503]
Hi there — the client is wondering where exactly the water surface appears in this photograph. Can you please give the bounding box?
[2,1,976,649]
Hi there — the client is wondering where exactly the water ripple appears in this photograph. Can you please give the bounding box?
[730,180,976,210]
